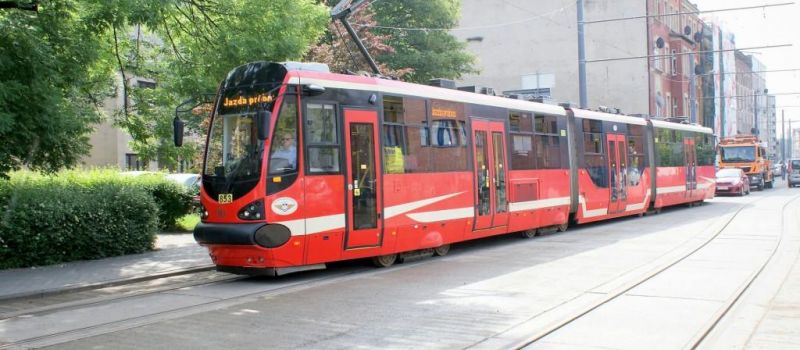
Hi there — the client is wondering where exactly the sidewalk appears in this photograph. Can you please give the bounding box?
[0,233,212,301]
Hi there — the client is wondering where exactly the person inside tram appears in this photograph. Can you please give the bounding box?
[269,131,297,172]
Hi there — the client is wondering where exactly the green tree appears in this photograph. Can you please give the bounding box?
[370,0,476,83]
[0,1,329,176]
[111,0,330,170]
[0,1,114,178]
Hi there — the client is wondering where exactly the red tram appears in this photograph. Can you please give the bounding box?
[188,62,715,275]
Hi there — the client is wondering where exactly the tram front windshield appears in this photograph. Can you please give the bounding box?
[720,146,755,163]
[203,84,280,200]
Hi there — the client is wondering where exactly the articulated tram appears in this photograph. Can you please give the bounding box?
[189,61,715,275]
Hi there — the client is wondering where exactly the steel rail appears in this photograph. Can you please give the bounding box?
[687,193,800,349]
[510,190,799,349]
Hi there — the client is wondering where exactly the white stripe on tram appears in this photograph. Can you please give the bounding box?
[384,192,465,219]
[406,207,474,223]
[509,197,571,212]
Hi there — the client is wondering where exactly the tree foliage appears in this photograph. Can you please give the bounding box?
[0,0,329,176]
[109,0,330,170]
[305,5,411,79]
[0,1,112,177]
[370,0,476,83]
[0,0,474,177]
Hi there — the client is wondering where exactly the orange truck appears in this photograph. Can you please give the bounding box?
[718,135,774,190]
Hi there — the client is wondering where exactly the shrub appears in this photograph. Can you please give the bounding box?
[0,176,159,269]
[55,169,194,230]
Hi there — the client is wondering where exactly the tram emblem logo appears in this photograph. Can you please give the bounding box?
[272,197,298,215]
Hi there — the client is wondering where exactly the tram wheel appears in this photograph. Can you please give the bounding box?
[557,223,568,232]
[372,254,397,268]
[433,244,451,256]
[520,229,537,239]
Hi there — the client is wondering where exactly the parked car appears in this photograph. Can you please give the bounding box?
[165,173,201,192]
[789,159,800,187]
[716,168,750,196]
[773,162,784,177]
[165,173,201,206]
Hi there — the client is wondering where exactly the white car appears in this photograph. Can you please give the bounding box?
[773,162,784,177]
[165,173,201,193]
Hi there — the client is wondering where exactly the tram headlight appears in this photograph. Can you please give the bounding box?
[200,204,209,220]
[238,199,265,221]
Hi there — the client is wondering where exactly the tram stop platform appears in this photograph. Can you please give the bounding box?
[0,233,211,301]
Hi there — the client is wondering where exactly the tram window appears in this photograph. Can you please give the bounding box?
[535,114,558,134]
[306,103,337,144]
[628,136,645,186]
[583,133,603,154]
[382,96,430,174]
[654,128,687,167]
[696,133,714,166]
[307,147,340,173]
[583,119,603,133]
[509,111,533,132]
[628,136,646,177]
[306,103,341,174]
[584,154,608,188]
[269,96,299,175]
[430,98,468,172]
[535,135,561,169]
[510,133,535,170]
[383,96,404,123]
[431,119,468,171]
[431,120,467,147]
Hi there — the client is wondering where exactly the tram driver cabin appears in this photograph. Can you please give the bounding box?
[181,61,715,276]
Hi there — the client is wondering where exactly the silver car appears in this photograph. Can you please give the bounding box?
[789,159,800,188]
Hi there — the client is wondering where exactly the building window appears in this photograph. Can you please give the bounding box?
[125,153,144,170]
[671,50,677,76]
[653,46,662,72]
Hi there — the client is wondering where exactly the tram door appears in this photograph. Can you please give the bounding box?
[472,120,509,230]
[606,134,629,213]
[684,138,697,196]
[343,109,383,249]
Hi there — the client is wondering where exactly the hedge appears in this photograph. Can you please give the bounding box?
[57,170,195,230]
[0,170,195,269]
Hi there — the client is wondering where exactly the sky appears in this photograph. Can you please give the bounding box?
[695,0,800,121]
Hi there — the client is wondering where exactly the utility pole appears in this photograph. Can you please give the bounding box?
[753,92,758,136]
[718,30,726,138]
[577,0,588,109]
[689,51,697,124]
[781,109,785,163]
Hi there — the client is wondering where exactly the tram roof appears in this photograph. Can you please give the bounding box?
[287,70,567,117]
[650,119,713,134]
[570,108,647,126]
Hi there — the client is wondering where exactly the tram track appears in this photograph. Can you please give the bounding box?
[0,255,432,349]
[510,190,800,349]
[688,193,800,349]
[0,270,242,321]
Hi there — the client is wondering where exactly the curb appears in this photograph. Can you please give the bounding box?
[0,264,216,303]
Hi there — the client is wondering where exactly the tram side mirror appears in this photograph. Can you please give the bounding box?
[256,110,271,141]
[302,84,326,96]
[173,116,185,147]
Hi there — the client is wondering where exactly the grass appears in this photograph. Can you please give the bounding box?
[175,213,201,232]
